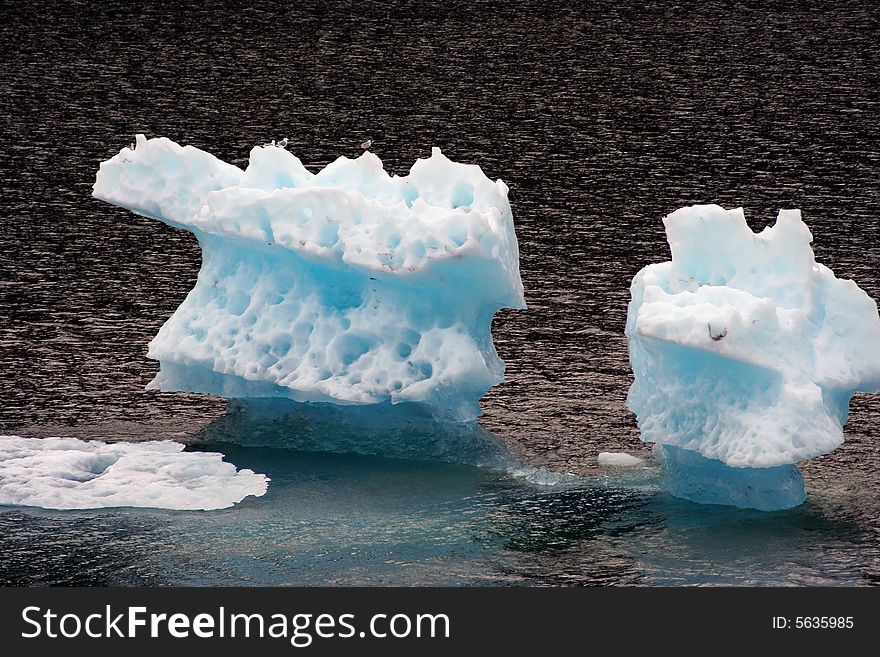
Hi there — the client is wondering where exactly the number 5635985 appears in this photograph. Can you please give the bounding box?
[795,617,853,629]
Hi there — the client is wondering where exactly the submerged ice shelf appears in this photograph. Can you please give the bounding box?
[93,136,525,422]
[627,204,880,510]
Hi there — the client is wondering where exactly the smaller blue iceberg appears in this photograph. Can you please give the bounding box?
[626,205,880,511]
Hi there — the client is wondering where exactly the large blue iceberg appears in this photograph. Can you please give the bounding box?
[93,136,525,422]
[627,204,880,510]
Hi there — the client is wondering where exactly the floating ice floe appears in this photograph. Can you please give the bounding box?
[93,136,525,422]
[626,204,880,510]
[597,452,645,467]
[0,435,268,510]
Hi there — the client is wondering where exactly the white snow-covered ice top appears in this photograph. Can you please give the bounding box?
[0,436,268,510]
[93,136,525,421]
[627,204,880,469]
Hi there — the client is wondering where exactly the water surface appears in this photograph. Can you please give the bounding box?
[1,0,878,585]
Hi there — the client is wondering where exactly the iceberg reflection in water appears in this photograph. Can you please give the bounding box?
[197,398,517,469]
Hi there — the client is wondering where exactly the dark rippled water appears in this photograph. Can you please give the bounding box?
[1,0,879,585]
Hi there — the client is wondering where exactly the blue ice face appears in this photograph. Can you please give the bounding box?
[657,445,805,512]
[93,137,525,421]
[627,204,880,510]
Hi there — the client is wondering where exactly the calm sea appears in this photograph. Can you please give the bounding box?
[1,0,878,585]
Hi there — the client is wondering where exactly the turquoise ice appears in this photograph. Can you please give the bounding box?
[627,205,880,510]
[93,136,525,422]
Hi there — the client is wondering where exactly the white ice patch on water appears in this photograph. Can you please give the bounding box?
[0,436,268,511]
[597,452,645,467]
